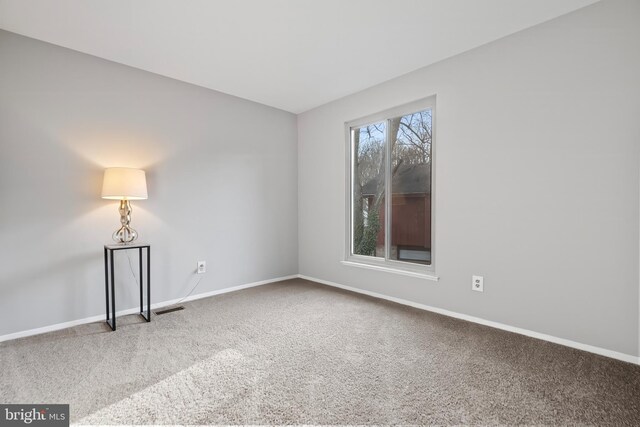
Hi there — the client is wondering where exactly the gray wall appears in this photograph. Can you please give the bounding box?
[298,0,640,357]
[0,30,298,337]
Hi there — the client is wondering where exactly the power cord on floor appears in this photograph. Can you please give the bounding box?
[125,251,203,309]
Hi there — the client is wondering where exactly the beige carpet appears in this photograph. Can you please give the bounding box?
[1,278,639,425]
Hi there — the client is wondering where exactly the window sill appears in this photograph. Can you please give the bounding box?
[340,260,439,281]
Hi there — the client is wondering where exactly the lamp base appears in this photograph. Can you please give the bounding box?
[112,199,139,244]
[112,225,138,243]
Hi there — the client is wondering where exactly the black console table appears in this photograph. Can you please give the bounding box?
[104,243,151,331]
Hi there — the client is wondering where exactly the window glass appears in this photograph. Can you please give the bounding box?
[352,122,386,258]
[389,110,432,265]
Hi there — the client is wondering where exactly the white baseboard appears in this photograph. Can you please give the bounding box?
[298,274,640,366]
[0,274,298,343]
[4,272,637,366]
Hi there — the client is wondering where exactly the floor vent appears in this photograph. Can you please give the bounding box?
[155,306,185,315]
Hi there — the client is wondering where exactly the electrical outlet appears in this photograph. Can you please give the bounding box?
[472,275,483,292]
[197,261,206,274]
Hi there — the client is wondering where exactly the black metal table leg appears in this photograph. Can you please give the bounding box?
[147,247,151,322]
[109,249,116,331]
[139,247,143,316]
[138,247,151,322]
[139,247,151,322]
[104,247,109,322]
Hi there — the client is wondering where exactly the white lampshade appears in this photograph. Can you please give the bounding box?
[101,168,148,200]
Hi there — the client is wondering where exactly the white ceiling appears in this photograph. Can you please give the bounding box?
[0,0,598,113]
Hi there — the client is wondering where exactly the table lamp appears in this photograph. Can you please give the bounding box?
[101,167,148,243]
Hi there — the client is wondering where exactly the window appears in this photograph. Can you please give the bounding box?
[346,97,435,276]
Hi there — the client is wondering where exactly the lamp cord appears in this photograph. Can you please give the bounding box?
[171,277,203,306]
[125,251,203,308]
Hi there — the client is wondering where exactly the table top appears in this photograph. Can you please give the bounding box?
[104,242,150,250]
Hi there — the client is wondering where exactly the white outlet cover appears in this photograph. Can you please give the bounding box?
[472,275,483,292]
[197,261,206,274]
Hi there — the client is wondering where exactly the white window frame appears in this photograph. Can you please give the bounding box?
[342,96,438,281]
